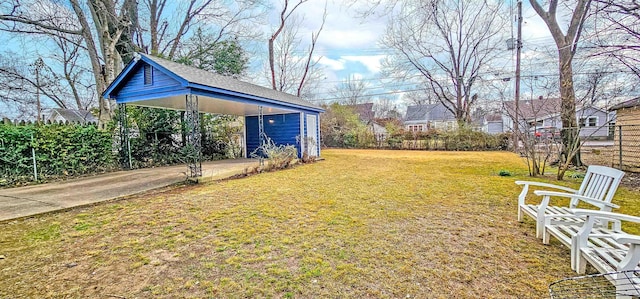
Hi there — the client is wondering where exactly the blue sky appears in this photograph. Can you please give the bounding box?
[261,0,560,107]
[1,0,589,118]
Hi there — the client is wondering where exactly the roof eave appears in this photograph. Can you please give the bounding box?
[188,83,325,113]
[103,54,190,99]
[102,57,139,98]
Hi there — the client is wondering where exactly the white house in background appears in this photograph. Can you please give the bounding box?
[502,97,613,140]
[47,108,97,124]
[348,103,388,137]
[482,113,504,134]
[404,103,457,132]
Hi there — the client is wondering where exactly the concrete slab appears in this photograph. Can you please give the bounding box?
[0,159,259,222]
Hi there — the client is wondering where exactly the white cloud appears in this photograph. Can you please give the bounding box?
[269,0,387,52]
[521,3,555,47]
[320,29,380,49]
[317,56,346,71]
[342,55,385,73]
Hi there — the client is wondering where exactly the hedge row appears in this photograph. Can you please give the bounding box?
[0,123,116,186]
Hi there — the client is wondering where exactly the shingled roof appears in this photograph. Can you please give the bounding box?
[48,108,97,124]
[503,97,562,120]
[136,53,322,111]
[405,103,456,122]
[610,97,640,110]
[347,103,375,123]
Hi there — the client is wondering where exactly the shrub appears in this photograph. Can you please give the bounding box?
[498,170,512,176]
[250,135,298,171]
[438,128,505,151]
[0,123,115,186]
[115,107,238,168]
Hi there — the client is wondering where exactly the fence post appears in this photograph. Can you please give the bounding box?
[31,133,38,181]
[618,125,623,170]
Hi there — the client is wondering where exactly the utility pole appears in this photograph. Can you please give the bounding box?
[514,0,522,153]
[34,58,44,124]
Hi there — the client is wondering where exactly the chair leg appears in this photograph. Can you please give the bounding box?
[571,242,587,274]
[536,218,544,239]
[575,255,586,274]
[518,206,523,222]
[542,229,550,245]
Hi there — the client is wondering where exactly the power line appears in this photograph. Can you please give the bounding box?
[311,88,428,102]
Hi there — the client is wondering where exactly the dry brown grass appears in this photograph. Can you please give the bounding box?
[1,149,639,298]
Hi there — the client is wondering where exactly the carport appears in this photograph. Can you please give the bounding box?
[103,53,324,178]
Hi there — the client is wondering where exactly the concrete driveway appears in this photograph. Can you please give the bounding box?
[0,159,259,222]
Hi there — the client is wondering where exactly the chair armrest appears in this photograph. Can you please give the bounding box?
[515,181,577,193]
[611,233,640,245]
[533,191,620,209]
[572,209,640,224]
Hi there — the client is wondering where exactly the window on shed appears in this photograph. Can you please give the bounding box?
[144,65,153,85]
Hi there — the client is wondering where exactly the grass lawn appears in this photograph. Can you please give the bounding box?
[1,149,639,298]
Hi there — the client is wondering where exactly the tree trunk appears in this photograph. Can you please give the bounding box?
[529,0,590,180]
[150,0,159,54]
[557,47,582,179]
[269,38,276,90]
[70,0,111,127]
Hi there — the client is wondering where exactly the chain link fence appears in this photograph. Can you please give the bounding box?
[579,124,640,172]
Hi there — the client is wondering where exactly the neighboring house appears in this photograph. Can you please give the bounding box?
[610,97,640,171]
[576,106,612,139]
[350,103,375,124]
[348,103,388,137]
[503,97,612,139]
[483,113,504,135]
[503,97,561,135]
[404,103,457,132]
[47,108,98,124]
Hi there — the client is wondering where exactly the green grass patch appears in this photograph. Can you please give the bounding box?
[25,222,61,241]
[1,149,639,298]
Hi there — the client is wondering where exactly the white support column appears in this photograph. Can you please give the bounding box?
[299,112,305,156]
[258,105,264,166]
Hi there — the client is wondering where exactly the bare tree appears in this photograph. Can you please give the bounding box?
[1,0,136,124]
[0,51,85,106]
[51,33,97,110]
[331,75,371,105]
[139,0,264,59]
[268,0,308,90]
[374,96,398,119]
[267,0,326,97]
[402,89,436,106]
[588,1,640,80]
[1,0,263,125]
[529,0,591,179]
[382,0,507,125]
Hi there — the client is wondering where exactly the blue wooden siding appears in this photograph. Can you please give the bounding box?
[114,64,187,101]
[246,113,302,158]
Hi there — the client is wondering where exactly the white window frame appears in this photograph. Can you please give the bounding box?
[580,116,598,127]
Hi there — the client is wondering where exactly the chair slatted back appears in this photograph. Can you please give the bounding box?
[572,165,625,209]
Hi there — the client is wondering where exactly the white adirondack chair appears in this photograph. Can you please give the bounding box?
[516,165,625,239]
[570,209,640,298]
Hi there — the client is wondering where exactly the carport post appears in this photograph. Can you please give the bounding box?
[185,94,202,178]
[258,105,264,166]
[118,103,131,170]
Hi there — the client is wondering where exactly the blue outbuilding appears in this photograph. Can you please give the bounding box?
[103,53,323,177]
